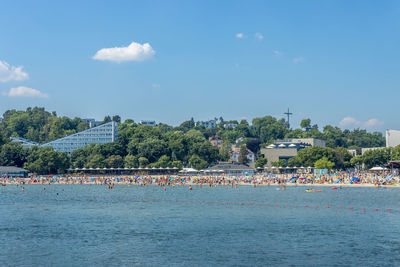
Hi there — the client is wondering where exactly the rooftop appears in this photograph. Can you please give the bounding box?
[0,166,28,173]
[205,161,254,171]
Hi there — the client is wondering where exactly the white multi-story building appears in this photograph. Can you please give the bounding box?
[139,120,157,127]
[12,121,118,154]
[386,130,400,148]
[195,120,217,128]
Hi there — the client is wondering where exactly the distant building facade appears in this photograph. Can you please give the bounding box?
[10,137,40,149]
[209,137,223,149]
[347,149,359,157]
[0,166,28,177]
[386,130,400,148]
[260,138,325,167]
[42,121,118,153]
[83,118,102,128]
[11,121,118,154]
[195,120,217,128]
[231,148,255,163]
[224,122,238,129]
[204,161,254,175]
[139,120,157,127]
[283,138,326,148]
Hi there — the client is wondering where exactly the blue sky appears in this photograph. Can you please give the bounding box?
[0,0,399,131]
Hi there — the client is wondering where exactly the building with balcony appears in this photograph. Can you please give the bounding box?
[11,121,118,154]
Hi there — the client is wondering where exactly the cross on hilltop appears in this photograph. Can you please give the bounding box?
[284,108,292,129]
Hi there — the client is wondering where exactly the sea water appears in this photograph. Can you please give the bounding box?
[1,185,399,266]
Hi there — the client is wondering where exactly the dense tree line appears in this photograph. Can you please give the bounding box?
[0,107,388,174]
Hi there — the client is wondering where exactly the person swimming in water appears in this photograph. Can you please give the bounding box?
[189,185,192,191]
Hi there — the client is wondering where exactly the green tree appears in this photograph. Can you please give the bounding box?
[272,159,286,167]
[255,157,267,168]
[188,154,208,170]
[238,144,249,165]
[112,115,121,123]
[300,119,311,131]
[362,148,391,169]
[24,146,69,174]
[170,160,183,170]
[287,157,302,167]
[350,155,363,169]
[85,154,105,168]
[333,147,353,169]
[138,157,149,167]
[314,157,335,169]
[124,155,138,168]
[103,116,112,123]
[105,155,124,168]
[136,138,168,163]
[0,143,28,167]
[293,147,336,167]
[150,155,171,168]
[391,145,400,160]
[219,141,232,161]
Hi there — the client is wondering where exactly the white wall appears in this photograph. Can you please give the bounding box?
[386,130,400,147]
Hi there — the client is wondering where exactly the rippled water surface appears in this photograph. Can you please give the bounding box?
[1,185,399,266]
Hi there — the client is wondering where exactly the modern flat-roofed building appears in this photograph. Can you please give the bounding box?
[0,166,29,177]
[260,138,325,167]
[280,138,326,148]
[41,121,118,153]
[386,130,400,148]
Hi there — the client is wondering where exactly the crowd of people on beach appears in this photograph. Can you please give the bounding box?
[1,171,398,188]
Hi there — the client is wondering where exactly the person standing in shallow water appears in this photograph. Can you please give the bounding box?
[189,185,192,191]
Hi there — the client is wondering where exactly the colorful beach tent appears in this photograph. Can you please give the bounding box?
[350,177,359,184]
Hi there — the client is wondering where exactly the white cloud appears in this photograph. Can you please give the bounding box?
[339,117,384,130]
[273,50,282,56]
[3,86,48,98]
[363,118,384,129]
[339,117,361,128]
[293,57,305,63]
[93,42,155,62]
[0,61,29,82]
[255,32,263,40]
[236,33,245,39]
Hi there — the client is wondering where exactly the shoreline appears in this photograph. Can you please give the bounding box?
[3,182,398,188]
